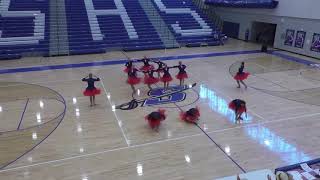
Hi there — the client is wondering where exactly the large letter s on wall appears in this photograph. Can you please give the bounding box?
[153,0,212,36]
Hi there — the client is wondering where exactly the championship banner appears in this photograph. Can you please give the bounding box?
[311,33,320,52]
[284,29,295,46]
[294,31,306,48]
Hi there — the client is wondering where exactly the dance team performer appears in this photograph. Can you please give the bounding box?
[127,65,141,93]
[155,60,166,78]
[228,99,247,123]
[160,65,173,91]
[145,109,166,130]
[124,58,133,73]
[174,61,188,86]
[143,70,159,90]
[180,107,200,123]
[139,56,154,71]
[82,73,101,106]
[234,62,249,89]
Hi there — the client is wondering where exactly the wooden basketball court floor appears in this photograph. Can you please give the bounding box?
[1,39,320,179]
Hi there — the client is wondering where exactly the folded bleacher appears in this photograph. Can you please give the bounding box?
[65,0,165,55]
[152,0,221,46]
[0,0,49,59]
[205,0,278,8]
[0,0,223,60]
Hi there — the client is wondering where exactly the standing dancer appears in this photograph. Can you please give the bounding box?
[127,65,141,93]
[155,60,166,78]
[234,62,249,88]
[140,56,154,72]
[175,61,188,86]
[160,65,173,91]
[228,99,247,123]
[180,107,200,123]
[145,109,166,131]
[82,73,101,106]
[143,70,159,90]
[124,58,133,73]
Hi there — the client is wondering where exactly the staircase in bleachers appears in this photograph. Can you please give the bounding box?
[0,0,223,60]
[152,0,221,46]
[0,0,49,59]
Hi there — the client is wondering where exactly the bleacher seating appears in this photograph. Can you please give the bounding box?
[0,0,49,59]
[66,0,165,55]
[0,0,223,59]
[205,0,279,9]
[152,0,221,46]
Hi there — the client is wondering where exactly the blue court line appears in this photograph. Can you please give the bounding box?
[0,50,261,74]
[17,98,29,130]
[268,51,317,66]
[0,50,317,75]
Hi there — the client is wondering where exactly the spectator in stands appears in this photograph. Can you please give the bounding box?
[82,73,101,106]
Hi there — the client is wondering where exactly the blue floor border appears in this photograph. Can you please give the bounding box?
[0,50,261,74]
[0,49,318,75]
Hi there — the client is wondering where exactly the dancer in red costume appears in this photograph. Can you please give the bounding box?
[140,56,154,71]
[155,60,166,78]
[160,65,173,91]
[180,107,200,123]
[127,65,141,93]
[124,58,133,73]
[143,70,159,90]
[234,62,249,88]
[82,73,101,106]
[174,61,188,86]
[228,99,247,123]
[145,109,166,130]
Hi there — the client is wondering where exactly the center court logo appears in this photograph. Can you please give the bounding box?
[116,83,198,110]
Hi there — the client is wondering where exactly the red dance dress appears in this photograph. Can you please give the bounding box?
[145,109,166,129]
[180,107,200,123]
[82,77,101,96]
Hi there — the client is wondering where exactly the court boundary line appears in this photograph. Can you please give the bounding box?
[17,98,29,130]
[1,111,320,173]
[100,79,130,146]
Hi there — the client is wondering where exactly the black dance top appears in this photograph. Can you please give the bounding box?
[142,58,150,66]
[163,67,171,76]
[82,77,100,90]
[128,68,138,77]
[177,64,186,74]
[125,61,133,68]
[155,61,166,70]
[232,99,246,112]
[148,111,162,121]
[238,64,244,74]
[186,108,197,117]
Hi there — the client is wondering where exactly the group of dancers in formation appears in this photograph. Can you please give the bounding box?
[81,56,250,130]
[124,56,188,92]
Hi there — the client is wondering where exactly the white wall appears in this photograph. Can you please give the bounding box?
[214,0,320,20]
[214,5,320,59]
